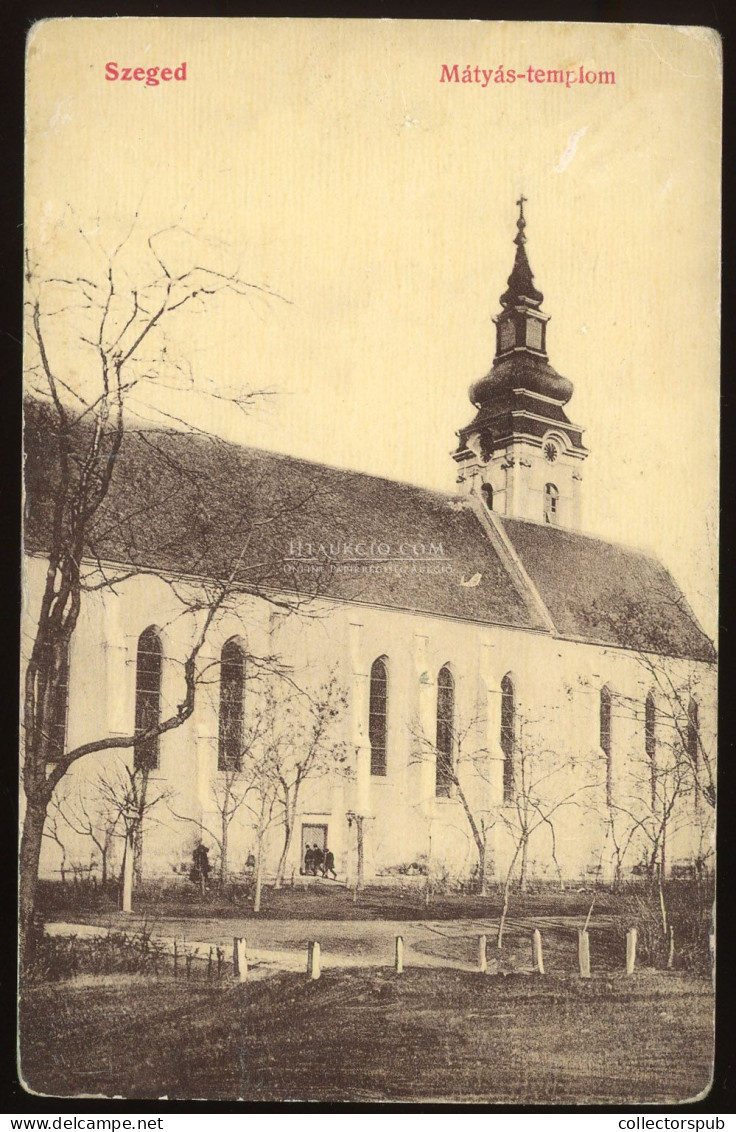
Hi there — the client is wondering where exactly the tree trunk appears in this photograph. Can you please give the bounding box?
[133,770,150,886]
[478,841,488,897]
[425,828,432,906]
[121,832,134,913]
[519,836,529,892]
[497,873,512,949]
[657,867,668,939]
[220,812,229,890]
[355,815,365,893]
[274,810,294,891]
[133,824,143,887]
[253,841,264,913]
[497,843,522,948]
[19,797,48,971]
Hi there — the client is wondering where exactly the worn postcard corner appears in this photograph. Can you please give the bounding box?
[20,18,719,1105]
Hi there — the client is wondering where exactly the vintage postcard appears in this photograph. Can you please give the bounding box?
[21,19,720,1103]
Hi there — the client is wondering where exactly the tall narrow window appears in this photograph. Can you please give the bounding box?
[435,665,455,798]
[481,483,494,512]
[600,685,612,806]
[645,692,657,812]
[134,627,163,771]
[544,483,559,525]
[219,639,245,772]
[687,698,699,802]
[500,674,515,803]
[45,643,69,761]
[369,656,389,776]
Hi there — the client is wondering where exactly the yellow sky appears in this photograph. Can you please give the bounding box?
[25,19,721,637]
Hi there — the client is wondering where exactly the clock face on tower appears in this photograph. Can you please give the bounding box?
[544,442,558,463]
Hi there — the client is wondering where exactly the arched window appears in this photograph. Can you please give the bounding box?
[544,483,559,525]
[134,627,163,771]
[45,643,69,761]
[219,639,246,772]
[481,482,494,512]
[500,674,515,803]
[687,698,699,800]
[600,685,612,806]
[435,665,455,798]
[369,656,389,776]
[645,692,657,811]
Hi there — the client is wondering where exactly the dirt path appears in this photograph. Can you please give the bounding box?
[45,912,621,980]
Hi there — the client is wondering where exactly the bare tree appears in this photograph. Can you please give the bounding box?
[589,595,716,810]
[167,684,276,890]
[410,711,495,895]
[495,715,595,947]
[345,810,375,900]
[590,690,714,950]
[20,215,317,965]
[42,793,71,886]
[175,761,252,893]
[96,762,173,893]
[272,676,348,889]
[239,710,282,913]
[53,778,121,886]
[635,654,715,811]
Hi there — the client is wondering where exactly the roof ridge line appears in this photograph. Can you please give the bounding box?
[24,396,461,504]
[469,500,557,635]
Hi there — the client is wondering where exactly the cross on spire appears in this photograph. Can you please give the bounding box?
[514,194,528,246]
[502,196,543,306]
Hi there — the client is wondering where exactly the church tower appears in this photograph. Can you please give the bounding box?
[454,199,588,529]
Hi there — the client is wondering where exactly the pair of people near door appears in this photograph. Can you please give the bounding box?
[304,844,336,879]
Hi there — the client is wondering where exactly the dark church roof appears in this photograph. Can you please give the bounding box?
[22,401,544,632]
[24,401,715,662]
[498,518,716,663]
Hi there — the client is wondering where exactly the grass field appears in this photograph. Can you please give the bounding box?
[20,967,713,1103]
[42,878,617,921]
[41,876,710,924]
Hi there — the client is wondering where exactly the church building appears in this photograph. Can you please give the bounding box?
[24,202,716,888]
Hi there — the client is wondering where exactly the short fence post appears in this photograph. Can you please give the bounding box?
[307,940,321,979]
[478,934,487,974]
[532,928,545,975]
[234,936,247,982]
[578,929,591,978]
[395,935,404,974]
[121,836,133,914]
[626,928,637,975]
[667,925,675,969]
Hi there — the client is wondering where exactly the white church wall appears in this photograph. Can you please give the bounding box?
[24,553,715,886]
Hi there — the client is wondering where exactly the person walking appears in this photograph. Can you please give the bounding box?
[312,843,324,877]
[304,844,314,877]
[323,847,337,880]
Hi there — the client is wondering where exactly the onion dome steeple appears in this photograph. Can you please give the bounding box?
[453,199,589,530]
[468,199,573,407]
